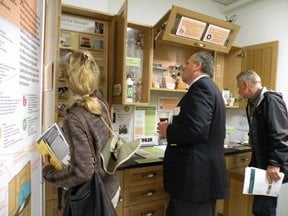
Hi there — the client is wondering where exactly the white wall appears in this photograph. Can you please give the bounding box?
[63,0,225,25]
[224,0,288,104]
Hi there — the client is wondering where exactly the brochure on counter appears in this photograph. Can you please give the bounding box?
[36,123,70,170]
[135,145,167,164]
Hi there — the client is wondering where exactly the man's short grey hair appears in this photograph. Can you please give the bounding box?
[194,51,215,78]
[236,70,261,85]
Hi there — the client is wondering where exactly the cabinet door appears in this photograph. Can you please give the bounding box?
[219,41,278,108]
[113,13,153,105]
[224,170,253,216]
[241,41,278,90]
[113,1,128,104]
[55,6,114,125]
[125,23,153,104]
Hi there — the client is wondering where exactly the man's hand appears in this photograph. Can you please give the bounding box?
[157,121,169,138]
[266,165,281,183]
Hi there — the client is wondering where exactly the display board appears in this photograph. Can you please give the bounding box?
[0,0,44,215]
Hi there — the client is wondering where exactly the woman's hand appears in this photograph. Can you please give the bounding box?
[43,155,51,167]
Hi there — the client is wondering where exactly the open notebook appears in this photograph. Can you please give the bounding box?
[36,123,70,170]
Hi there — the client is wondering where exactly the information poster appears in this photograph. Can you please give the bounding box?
[134,106,157,146]
[0,0,44,215]
[157,97,179,111]
[112,105,134,142]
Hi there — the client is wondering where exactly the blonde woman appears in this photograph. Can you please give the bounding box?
[42,51,120,213]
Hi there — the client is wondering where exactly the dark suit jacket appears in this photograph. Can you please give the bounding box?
[164,76,229,202]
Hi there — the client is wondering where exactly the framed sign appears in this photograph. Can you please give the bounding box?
[176,16,206,40]
[203,24,231,46]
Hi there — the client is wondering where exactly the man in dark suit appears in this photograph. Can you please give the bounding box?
[158,51,229,216]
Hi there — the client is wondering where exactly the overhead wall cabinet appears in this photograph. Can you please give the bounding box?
[113,4,240,105]
[154,5,240,53]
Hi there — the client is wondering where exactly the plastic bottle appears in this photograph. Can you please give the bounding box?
[126,76,134,103]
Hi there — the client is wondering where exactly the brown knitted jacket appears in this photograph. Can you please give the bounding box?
[42,99,119,209]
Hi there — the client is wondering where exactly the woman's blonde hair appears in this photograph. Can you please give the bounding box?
[63,50,102,115]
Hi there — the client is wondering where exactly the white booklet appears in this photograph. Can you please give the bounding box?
[243,167,285,197]
[36,123,70,170]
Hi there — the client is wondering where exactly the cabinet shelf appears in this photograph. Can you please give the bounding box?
[150,87,187,93]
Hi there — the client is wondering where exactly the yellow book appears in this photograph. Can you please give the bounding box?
[36,123,70,170]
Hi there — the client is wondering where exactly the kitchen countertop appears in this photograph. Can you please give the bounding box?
[118,144,251,170]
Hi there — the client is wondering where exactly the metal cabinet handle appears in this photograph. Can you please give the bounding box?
[141,211,155,216]
[240,157,249,161]
[143,172,157,178]
[141,189,156,196]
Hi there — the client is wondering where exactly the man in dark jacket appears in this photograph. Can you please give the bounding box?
[236,70,288,216]
[158,51,229,216]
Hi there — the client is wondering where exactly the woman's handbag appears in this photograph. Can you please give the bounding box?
[63,173,116,216]
[63,107,117,216]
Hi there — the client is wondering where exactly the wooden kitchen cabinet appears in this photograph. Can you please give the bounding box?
[116,165,169,216]
[223,168,253,216]
[151,5,239,94]
[215,152,252,216]
[114,4,241,103]
[215,151,252,216]
[154,5,240,53]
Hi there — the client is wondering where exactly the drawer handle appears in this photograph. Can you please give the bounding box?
[141,211,155,216]
[141,189,156,196]
[240,157,249,161]
[143,172,157,178]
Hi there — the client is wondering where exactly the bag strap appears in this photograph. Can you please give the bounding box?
[100,116,116,136]
[98,99,118,137]
[69,107,101,173]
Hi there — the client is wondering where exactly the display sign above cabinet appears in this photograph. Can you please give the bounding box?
[154,5,240,53]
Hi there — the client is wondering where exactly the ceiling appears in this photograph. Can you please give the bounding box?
[210,0,241,6]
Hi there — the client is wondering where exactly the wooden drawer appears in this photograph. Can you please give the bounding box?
[226,152,251,170]
[124,165,163,188]
[123,199,168,216]
[123,183,168,207]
